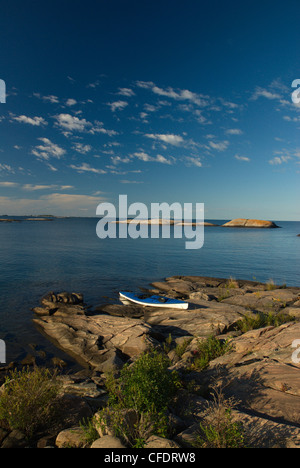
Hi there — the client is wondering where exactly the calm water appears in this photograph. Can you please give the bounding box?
[0,217,299,365]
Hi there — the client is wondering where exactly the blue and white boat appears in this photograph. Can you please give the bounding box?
[119,291,188,309]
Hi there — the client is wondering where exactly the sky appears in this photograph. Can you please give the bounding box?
[0,0,299,220]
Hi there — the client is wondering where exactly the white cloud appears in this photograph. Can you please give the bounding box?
[209,140,229,151]
[66,98,77,106]
[43,95,59,104]
[111,156,132,165]
[225,128,243,135]
[269,156,291,165]
[136,81,208,107]
[54,115,118,136]
[0,192,106,216]
[220,99,239,109]
[283,115,300,122]
[144,103,158,112]
[33,93,59,104]
[120,179,143,184]
[89,121,118,136]
[185,156,202,167]
[133,151,174,164]
[133,151,152,162]
[235,155,250,162]
[135,81,155,89]
[0,164,15,173]
[22,184,74,191]
[72,143,92,154]
[251,87,282,101]
[86,80,101,89]
[107,100,128,112]
[47,163,58,172]
[117,88,135,97]
[155,154,173,165]
[23,184,56,191]
[145,133,184,146]
[32,138,66,160]
[13,115,47,126]
[69,163,106,174]
[54,113,91,133]
[0,181,19,187]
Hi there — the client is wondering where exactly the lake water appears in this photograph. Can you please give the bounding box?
[0,217,299,366]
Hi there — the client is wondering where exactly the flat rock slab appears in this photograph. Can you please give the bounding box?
[33,313,154,371]
[222,289,300,311]
[144,302,247,339]
[198,322,300,426]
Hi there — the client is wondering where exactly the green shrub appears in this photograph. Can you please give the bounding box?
[265,279,276,290]
[197,409,245,448]
[107,350,181,413]
[194,385,246,448]
[236,311,295,333]
[225,277,239,289]
[175,337,193,358]
[95,406,169,448]
[0,366,61,439]
[79,417,99,446]
[97,351,181,447]
[191,335,232,371]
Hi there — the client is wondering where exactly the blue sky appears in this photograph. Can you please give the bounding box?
[0,0,299,219]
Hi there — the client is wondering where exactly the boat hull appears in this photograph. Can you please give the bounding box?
[119,292,188,309]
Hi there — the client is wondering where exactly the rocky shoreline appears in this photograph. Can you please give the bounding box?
[1,275,300,448]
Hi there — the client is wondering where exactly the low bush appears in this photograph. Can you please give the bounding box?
[96,350,181,447]
[191,335,233,371]
[0,366,61,439]
[194,385,246,448]
[236,311,295,333]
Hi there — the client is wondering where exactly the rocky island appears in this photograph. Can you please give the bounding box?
[114,219,218,226]
[0,218,22,223]
[222,218,280,228]
[0,275,293,448]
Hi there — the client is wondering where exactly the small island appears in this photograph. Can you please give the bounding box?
[113,219,219,226]
[222,218,280,228]
[25,218,54,221]
[0,218,21,223]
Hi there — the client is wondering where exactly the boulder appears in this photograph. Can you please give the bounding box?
[42,291,84,306]
[144,435,181,448]
[56,427,87,448]
[90,436,126,448]
[1,430,27,448]
[96,303,145,318]
[54,394,93,430]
